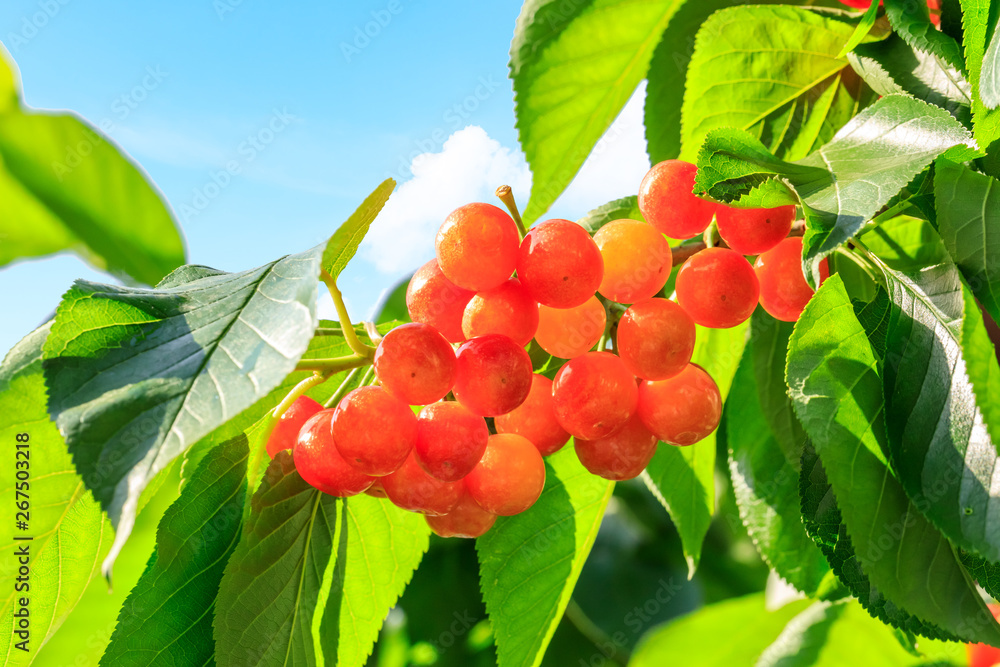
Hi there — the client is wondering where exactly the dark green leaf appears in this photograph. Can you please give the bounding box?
[101,435,248,667]
[786,275,1000,644]
[959,0,1000,171]
[372,275,411,325]
[510,0,685,224]
[750,312,807,465]
[883,0,966,70]
[322,178,395,280]
[576,195,644,235]
[477,446,613,667]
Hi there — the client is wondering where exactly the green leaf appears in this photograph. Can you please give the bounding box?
[100,435,248,666]
[883,0,967,76]
[643,322,747,576]
[576,195,644,234]
[959,0,1000,171]
[838,1,883,59]
[934,158,1000,324]
[680,6,874,163]
[786,274,1000,645]
[477,445,613,667]
[629,593,810,666]
[321,178,395,280]
[750,312,807,466]
[43,240,328,578]
[0,46,20,112]
[372,275,411,325]
[0,324,111,666]
[511,0,684,224]
[724,346,830,595]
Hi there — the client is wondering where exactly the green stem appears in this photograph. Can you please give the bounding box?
[496,184,528,238]
[320,270,376,357]
[835,245,884,287]
[359,364,377,387]
[324,367,362,408]
[702,218,719,249]
[295,354,371,374]
[564,599,630,666]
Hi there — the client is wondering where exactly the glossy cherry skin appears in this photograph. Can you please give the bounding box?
[594,219,673,303]
[380,451,463,515]
[517,219,603,308]
[552,351,638,440]
[754,236,829,322]
[495,374,571,456]
[638,160,718,239]
[464,433,546,516]
[637,364,722,446]
[374,322,457,405]
[266,395,323,458]
[968,604,1000,667]
[575,414,658,481]
[331,386,417,476]
[414,401,490,482]
[534,296,606,359]
[293,410,374,496]
[715,204,795,255]
[462,278,539,347]
[616,298,696,380]
[435,202,520,291]
[426,489,497,538]
[406,259,475,343]
[452,334,533,417]
[675,248,759,329]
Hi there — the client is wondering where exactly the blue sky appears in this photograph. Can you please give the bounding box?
[0,0,649,356]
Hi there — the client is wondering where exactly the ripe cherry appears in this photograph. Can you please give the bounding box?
[638,160,717,239]
[675,248,759,328]
[462,277,539,346]
[495,374,570,456]
[575,414,658,481]
[715,204,795,255]
[637,364,722,446]
[380,451,463,515]
[266,395,323,458]
[464,433,546,516]
[365,479,388,498]
[293,410,374,496]
[754,236,828,322]
[331,386,416,476]
[517,219,603,308]
[452,334,533,416]
[414,401,490,482]
[616,299,696,380]
[374,323,457,405]
[426,489,497,538]
[552,351,638,440]
[406,259,475,344]
[534,296,606,359]
[594,219,672,303]
[436,202,520,291]
[967,604,1000,667]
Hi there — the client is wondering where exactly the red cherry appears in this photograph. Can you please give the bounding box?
[414,401,489,482]
[374,323,457,405]
[715,204,795,255]
[436,202,519,291]
[462,278,539,346]
[575,414,658,481]
[464,433,546,516]
[594,219,673,303]
[426,489,497,538]
[638,160,717,239]
[331,386,416,476]
[266,395,323,458]
[406,259,475,344]
[452,334,533,417]
[675,248,759,329]
[967,604,1000,667]
[494,374,571,456]
[534,296,606,359]
[293,410,373,496]
[365,479,389,498]
[637,364,722,446]
[754,237,829,322]
[552,351,638,440]
[616,298,696,380]
[380,451,463,515]
[517,219,603,308]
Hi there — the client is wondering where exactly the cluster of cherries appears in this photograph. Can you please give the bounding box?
[265,159,824,539]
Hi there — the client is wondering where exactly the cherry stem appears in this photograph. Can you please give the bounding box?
[320,270,376,358]
[324,366,362,408]
[839,242,885,288]
[364,321,383,347]
[565,599,631,666]
[295,354,371,374]
[496,185,528,238]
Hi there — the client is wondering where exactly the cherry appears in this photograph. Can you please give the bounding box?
[414,401,490,482]
[575,414,658,481]
[517,219,603,308]
[374,322,457,405]
[715,204,795,255]
[293,410,373,496]
[365,479,389,498]
[266,395,323,458]
[616,298,696,380]
[452,334,533,416]
[594,219,672,303]
[638,160,717,239]
[331,386,417,476]
[552,351,638,440]
[494,373,570,456]
[462,277,539,347]
[406,259,475,344]
[426,489,497,538]
[534,296,606,359]
[380,451,463,515]
[436,202,520,291]
[637,364,722,446]
[967,604,1000,667]
[464,433,546,516]
[754,236,828,322]
[675,248,759,329]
